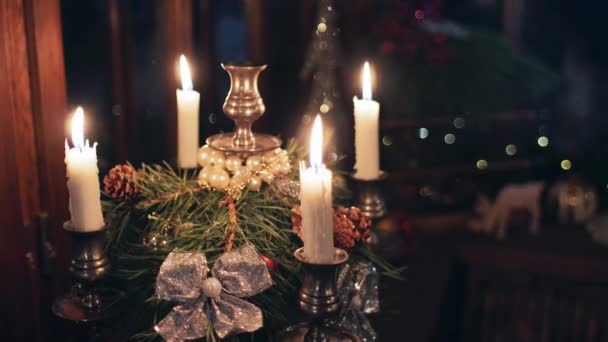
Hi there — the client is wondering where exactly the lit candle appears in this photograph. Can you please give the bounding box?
[64,107,105,231]
[299,115,334,264]
[176,54,200,168]
[353,61,380,179]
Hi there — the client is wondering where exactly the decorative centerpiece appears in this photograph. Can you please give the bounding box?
[84,63,399,341]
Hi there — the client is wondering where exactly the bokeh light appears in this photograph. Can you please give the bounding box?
[476,160,488,170]
[505,144,517,156]
[419,127,429,139]
[453,117,465,129]
[537,136,549,147]
[444,133,456,144]
[382,136,393,146]
[560,159,572,170]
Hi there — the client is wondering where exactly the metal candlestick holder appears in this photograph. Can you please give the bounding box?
[206,62,282,155]
[351,171,388,219]
[52,221,123,323]
[278,248,359,342]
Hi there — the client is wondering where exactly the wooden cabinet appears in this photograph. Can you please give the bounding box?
[0,0,70,340]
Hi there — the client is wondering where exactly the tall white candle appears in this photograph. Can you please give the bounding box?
[353,61,380,180]
[65,107,105,231]
[300,115,334,264]
[176,54,200,168]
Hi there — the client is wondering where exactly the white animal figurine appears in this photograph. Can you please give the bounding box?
[469,182,545,240]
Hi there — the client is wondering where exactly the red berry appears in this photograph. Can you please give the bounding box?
[259,254,277,272]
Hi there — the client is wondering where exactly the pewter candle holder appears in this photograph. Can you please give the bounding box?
[351,171,388,219]
[52,221,122,323]
[206,62,282,154]
[278,247,359,342]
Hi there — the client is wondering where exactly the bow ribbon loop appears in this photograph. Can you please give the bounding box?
[154,245,273,340]
[336,260,380,341]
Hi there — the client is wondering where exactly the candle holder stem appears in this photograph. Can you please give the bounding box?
[52,221,124,323]
[278,248,359,341]
[351,172,388,219]
[297,248,347,318]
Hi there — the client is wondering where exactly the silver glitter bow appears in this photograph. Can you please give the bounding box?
[154,245,273,341]
[336,260,380,341]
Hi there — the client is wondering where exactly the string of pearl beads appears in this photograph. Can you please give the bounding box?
[196,145,291,198]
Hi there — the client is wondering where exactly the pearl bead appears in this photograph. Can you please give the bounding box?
[279,162,291,175]
[201,277,222,298]
[209,167,230,190]
[261,170,275,184]
[278,154,290,165]
[230,169,250,188]
[197,145,213,167]
[248,177,262,191]
[198,167,212,185]
[262,150,278,163]
[208,150,226,169]
[225,156,242,172]
[246,155,262,171]
[269,163,282,175]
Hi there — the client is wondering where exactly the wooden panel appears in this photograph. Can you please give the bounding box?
[22,0,70,300]
[0,0,69,339]
[0,0,40,339]
[109,0,136,162]
[1,0,40,225]
[160,0,194,164]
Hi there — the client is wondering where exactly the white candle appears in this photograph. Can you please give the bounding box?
[353,61,380,180]
[176,54,200,169]
[299,115,334,264]
[65,107,105,231]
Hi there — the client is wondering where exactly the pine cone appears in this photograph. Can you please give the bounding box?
[333,209,356,250]
[291,205,372,249]
[104,164,138,200]
[347,206,373,242]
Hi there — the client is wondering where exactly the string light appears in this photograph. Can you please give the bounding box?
[537,136,549,147]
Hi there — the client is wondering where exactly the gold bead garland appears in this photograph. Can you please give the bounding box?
[197,145,291,199]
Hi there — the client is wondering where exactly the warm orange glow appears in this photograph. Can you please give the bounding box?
[309,115,323,168]
[180,54,193,91]
[71,107,85,149]
[362,61,372,100]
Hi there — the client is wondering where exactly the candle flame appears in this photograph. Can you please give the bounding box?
[362,61,372,101]
[309,115,323,168]
[180,54,193,91]
[71,106,85,149]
